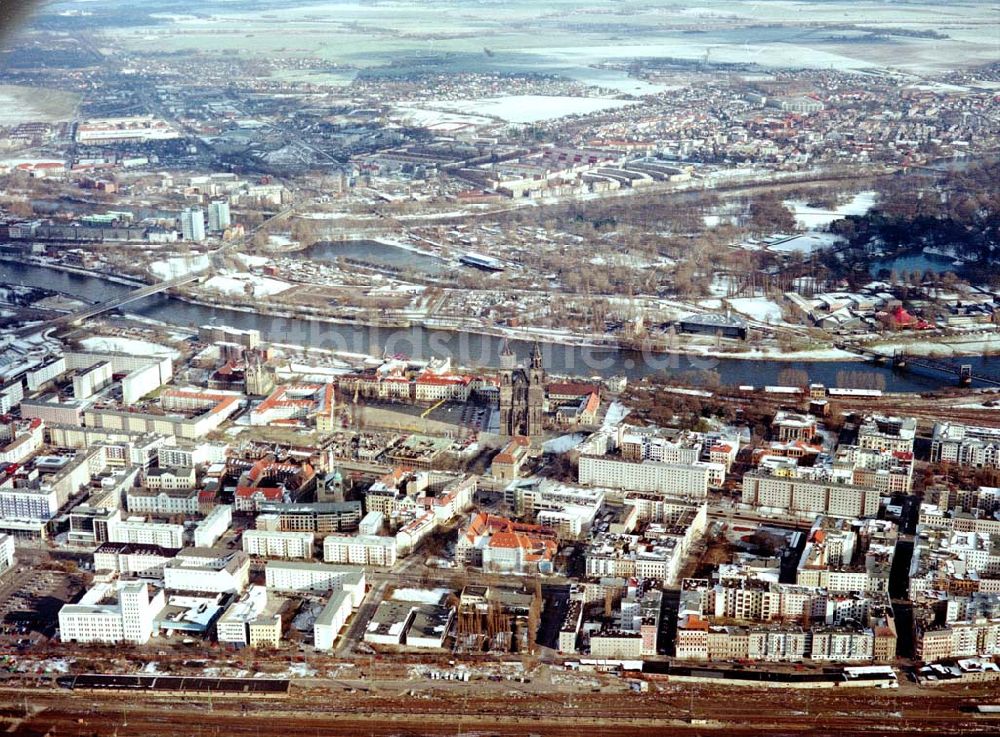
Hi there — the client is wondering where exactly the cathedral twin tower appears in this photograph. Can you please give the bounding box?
[498,340,545,438]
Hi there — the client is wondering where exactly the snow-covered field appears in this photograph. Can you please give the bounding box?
[433,95,638,124]
[869,333,1000,358]
[150,254,210,279]
[391,587,451,604]
[768,232,841,254]
[204,273,291,298]
[80,336,180,359]
[785,191,877,230]
[393,106,494,128]
[726,297,784,324]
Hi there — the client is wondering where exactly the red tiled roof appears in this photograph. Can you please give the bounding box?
[235,485,283,500]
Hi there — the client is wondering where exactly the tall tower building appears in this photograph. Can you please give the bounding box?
[208,200,231,232]
[119,582,155,644]
[317,468,345,503]
[181,207,206,242]
[498,340,545,438]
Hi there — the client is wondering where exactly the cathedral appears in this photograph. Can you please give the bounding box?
[498,340,545,437]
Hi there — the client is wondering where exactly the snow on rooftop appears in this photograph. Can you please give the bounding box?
[390,587,451,605]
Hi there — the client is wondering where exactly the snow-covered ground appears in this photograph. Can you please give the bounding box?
[433,95,638,124]
[785,191,877,230]
[392,106,494,129]
[708,274,736,297]
[267,234,299,249]
[32,658,73,674]
[150,254,210,279]
[80,335,180,359]
[237,254,270,268]
[204,273,291,298]
[661,386,714,398]
[868,332,1000,358]
[768,232,841,254]
[601,401,629,431]
[673,344,862,361]
[391,587,451,605]
[542,433,587,454]
[726,296,784,324]
[286,663,317,678]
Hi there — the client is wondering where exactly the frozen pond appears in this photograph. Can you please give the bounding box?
[306,239,447,275]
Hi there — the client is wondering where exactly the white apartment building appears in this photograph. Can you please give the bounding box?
[242,530,315,560]
[932,422,1000,470]
[93,542,177,577]
[589,631,643,659]
[0,382,24,415]
[0,485,59,521]
[163,548,250,594]
[157,441,229,469]
[358,510,384,536]
[395,511,438,557]
[59,581,164,645]
[503,479,604,539]
[809,628,874,662]
[71,360,112,400]
[25,356,66,392]
[180,207,206,242]
[216,585,281,648]
[858,415,916,454]
[143,466,196,491]
[578,455,712,497]
[741,471,880,518]
[617,425,702,464]
[126,488,200,516]
[323,534,398,567]
[264,561,366,606]
[207,200,231,232]
[107,513,185,549]
[193,504,232,548]
[314,590,354,650]
[0,534,15,574]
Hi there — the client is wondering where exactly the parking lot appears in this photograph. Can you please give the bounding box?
[425,401,495,433]
[0,561,84,645]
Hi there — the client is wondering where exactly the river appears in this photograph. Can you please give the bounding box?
[2,260,997,391]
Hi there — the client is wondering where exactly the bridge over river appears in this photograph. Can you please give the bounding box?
[14,273,200,338]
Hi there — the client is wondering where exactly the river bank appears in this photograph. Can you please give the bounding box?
[4,255,997,364]
[4,259,999,391]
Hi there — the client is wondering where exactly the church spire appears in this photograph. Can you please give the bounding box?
[499,336,516,370]
[530,341,543,370]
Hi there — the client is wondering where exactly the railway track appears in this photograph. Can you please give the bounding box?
[4,681,996,737]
